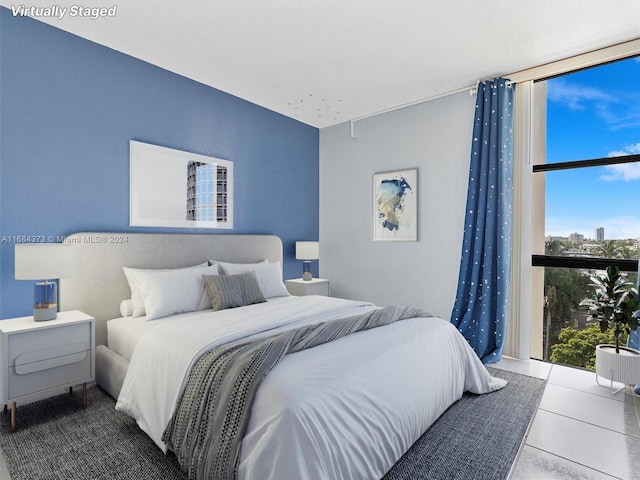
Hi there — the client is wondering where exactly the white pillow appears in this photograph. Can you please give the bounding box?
[123,262,208,317]
[136,264,220,321]
[221,261,289,299]
[211,259,268,275]
[120,299,133,317]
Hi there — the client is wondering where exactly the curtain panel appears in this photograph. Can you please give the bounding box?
[450,78,515,364]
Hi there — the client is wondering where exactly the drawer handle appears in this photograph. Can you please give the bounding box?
[14,343,87,375]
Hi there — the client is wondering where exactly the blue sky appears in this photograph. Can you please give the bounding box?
[545,56,640,239]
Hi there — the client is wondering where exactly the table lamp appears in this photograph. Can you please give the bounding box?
[15,244,74,321]
[295,241,319,281]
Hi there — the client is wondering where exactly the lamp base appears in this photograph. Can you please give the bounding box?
[34,281,58,321]
[34,304,57,321]
[302,260,313,281]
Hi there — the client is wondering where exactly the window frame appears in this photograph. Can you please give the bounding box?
[507,41,640,361]
[531,133,640,272]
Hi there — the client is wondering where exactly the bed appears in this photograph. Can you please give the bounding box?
[60,232,505,480]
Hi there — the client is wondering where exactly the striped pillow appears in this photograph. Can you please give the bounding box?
[203,271,266,311]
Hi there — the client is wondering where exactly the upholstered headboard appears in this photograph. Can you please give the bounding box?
[59,232,283,346]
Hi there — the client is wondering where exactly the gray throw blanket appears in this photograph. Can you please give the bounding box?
[162,305,430,480]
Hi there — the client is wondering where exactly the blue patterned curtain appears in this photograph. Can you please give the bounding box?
[450,78,514,364]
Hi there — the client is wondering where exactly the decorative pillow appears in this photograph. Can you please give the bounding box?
[120,299,134,317]
[203,271,266,311]
[221,261,289,299]
[210,259,268,275]
[123,262,208,317]
[135,264,220,321]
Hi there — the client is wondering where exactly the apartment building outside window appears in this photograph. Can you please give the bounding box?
[186,162,229,223]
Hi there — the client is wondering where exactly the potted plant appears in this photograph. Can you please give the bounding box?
[580,265,640,390]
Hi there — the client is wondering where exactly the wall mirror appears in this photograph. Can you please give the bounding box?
[129,140,233,229]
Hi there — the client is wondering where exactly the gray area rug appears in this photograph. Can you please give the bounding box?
[383,368,546,480]
[0,387,185,480]
[0,368,544,480]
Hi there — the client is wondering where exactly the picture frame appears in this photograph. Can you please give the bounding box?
[372,168,417,241]
[129,140,233,229]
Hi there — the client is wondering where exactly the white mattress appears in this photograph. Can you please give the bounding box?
[107,316,154,361]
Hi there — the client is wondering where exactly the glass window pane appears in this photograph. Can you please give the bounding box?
[544,55,640,165]
[535,266,637,366]
[545,167,640,259]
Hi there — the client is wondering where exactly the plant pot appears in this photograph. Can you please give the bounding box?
[595,344,640,385]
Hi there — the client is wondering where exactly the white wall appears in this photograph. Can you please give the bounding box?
[319,91,475,319]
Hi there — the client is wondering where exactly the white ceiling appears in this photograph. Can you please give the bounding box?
[3,0,640,128]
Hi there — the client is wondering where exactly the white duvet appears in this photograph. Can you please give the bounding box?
[116,295,505,480]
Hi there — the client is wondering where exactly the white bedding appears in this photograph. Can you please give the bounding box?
[107,316,152,361]
[116,295,505,480]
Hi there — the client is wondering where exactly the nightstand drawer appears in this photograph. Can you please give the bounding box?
[4,322,92,401]
[304,282,329,296]
[15,343,88,375]
[7,323,90,366]
[7,352,91,399]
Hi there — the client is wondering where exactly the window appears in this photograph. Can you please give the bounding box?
[530,56,640,368]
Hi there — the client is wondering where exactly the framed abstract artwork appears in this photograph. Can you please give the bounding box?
[372,168,417,241]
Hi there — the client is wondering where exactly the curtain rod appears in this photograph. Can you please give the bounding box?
[349,37,640,139]
[349,83,476,138]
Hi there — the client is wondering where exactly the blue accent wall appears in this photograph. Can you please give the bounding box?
[0,9,319,319]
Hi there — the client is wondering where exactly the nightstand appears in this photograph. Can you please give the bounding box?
[285,278,330,297]
[0,310,95,432]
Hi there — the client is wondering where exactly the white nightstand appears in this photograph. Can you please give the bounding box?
[0,310,95,432]
[285,278,330,297]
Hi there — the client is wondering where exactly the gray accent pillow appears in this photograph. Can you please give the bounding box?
[203,271,266,311]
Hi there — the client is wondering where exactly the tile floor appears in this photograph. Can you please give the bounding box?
[495,358,640,480]
[1,359,638,480]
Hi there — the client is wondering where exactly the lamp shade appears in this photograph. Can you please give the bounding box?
[296,241,319,260]
[15,244,74,280]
